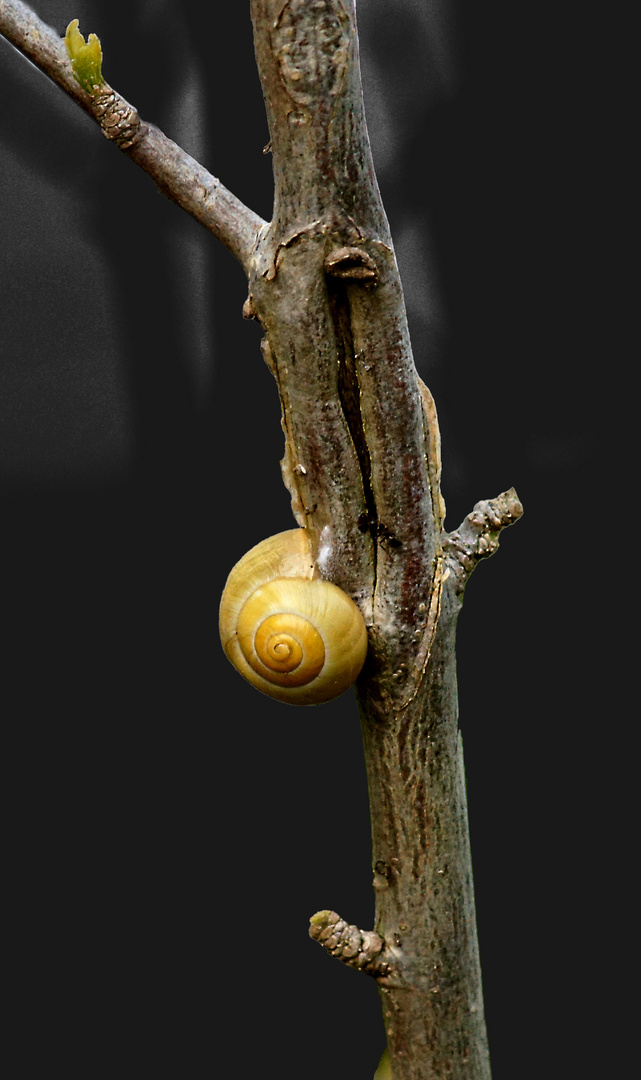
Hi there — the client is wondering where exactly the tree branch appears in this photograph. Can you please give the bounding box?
[2,3,525,1074]
[0,0,266,270]
[444,487,524,591]
[247,0,440,696]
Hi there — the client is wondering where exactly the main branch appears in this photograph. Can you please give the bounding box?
[246,0,441,678]
[245,4,522,1077]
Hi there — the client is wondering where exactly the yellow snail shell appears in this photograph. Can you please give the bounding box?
[219,529,368,705]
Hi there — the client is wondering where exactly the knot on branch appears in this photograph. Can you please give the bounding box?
[309,910,392,978]
[324,246,378,284]
[92,87,141,150]
[444,487,523,590]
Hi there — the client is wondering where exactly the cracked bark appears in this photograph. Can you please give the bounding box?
[0,1,524,1076]
[249,7,522,1077]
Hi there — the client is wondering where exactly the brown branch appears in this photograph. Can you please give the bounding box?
[245,14,503,1071]
[247,0,440,691]
[0,0,266,270]
[357,587,494,1079]
[245,17,501,1070]
[444,487,524,591]
[309,909,394,980]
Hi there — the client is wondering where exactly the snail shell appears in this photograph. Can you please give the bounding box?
[219,529,368,705]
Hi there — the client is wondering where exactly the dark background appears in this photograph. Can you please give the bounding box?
[1,2,611,1077]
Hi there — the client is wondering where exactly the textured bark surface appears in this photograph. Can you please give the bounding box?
[0,2,524,1076]
[246,1,440,676]
[358,585,489,1078]
[244,5,522,1077]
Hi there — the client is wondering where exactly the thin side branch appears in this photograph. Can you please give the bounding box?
[444,487,524,590]
[0,0,265,269]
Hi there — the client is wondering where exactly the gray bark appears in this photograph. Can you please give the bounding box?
[245,8,522,1073]
[0,0,264,263]
[0,2,523,1076]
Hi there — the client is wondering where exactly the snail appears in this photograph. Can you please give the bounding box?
[219,529,368,705]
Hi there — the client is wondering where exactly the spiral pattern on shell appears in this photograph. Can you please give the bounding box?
[219,530,368,705]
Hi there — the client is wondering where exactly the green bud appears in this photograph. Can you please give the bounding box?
[65,19,105,93]
[309,910,332,927]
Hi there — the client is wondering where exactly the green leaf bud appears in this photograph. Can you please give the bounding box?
[65,19,105,94]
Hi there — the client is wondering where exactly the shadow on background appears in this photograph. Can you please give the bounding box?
[1,2,604,1077]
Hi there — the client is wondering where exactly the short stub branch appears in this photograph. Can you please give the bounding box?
[444,487,523,591]
[309,910,393,980]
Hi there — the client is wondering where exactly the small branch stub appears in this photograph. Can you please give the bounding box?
[444,486,523,590]
[309,910,392,979]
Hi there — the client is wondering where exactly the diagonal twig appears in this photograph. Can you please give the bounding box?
[0,0,266,270]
